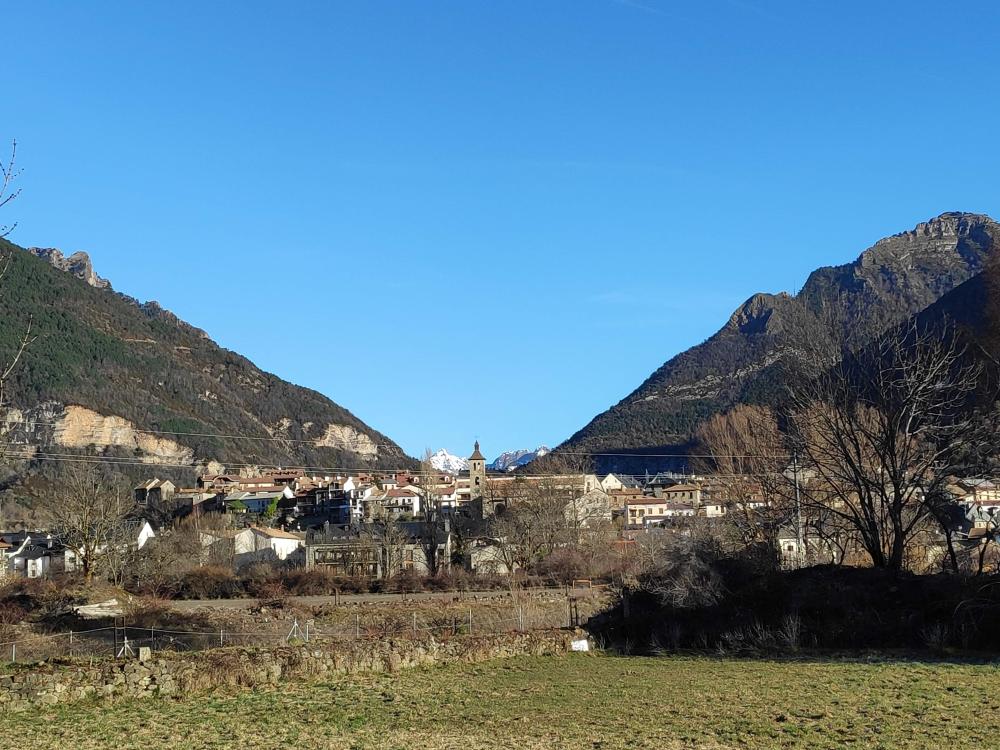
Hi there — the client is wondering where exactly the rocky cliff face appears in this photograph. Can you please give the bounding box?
[4,403,195,466]
[555,212,1000,471]
[28,248,109,289]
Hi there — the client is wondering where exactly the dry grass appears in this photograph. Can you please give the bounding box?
[4,653,1000,748]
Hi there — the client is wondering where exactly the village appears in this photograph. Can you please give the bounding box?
[5,440,1000,584]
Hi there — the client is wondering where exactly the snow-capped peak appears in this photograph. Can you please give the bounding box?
[488,446,551,472]
[428,449,469,474]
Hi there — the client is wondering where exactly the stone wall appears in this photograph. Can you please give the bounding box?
[0,630,581,710]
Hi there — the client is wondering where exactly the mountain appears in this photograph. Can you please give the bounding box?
[428,449,468,474]
[489,446,550,472]
[553,212,1000,473]
[0,239,414,479]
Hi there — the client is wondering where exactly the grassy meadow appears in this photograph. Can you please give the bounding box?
[4,653,1000,749]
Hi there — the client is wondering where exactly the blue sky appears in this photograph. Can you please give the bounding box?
[4,1,1000,459]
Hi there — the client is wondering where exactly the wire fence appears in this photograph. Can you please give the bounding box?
[0,597,593,664]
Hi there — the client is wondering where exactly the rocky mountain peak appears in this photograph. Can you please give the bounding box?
[554,211,1000,473]
[860,212,997,270]
[726,292,790,335]
[28,247,110,289]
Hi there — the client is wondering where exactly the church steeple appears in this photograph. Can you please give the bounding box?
[469,440,485,462]
[468,440,487,511]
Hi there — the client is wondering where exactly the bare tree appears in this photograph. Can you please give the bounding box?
[417,450,445,576]
[373,513,409,580]
[791,321,991,573]
[0,139,31,527]
[46,465,137,582]
[0,139,20,239]
[694,405,793,552]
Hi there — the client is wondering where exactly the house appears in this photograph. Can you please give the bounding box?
[248,526,304,562]
[200,526,305,569]
[1,531,63,578]
[59,517,156,574]
[956,479,1000,505]
[15,545,51,578]
[639,502,697,528]
[304,526,382,577]
[599,474,625,493]
[223,488,294,515]
[699,500,727,518]
[378,488,422,517]
[303,520,453,578]
[395,520,453,575]
[608,487,644,509]
[777,527,804,566]
[625,498,672,528]
[425,485,459,511]
[566,488,612,527]
[467,537,511,576]
[662,483,702,504]
[134,478,177,511]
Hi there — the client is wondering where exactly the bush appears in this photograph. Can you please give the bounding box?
[0,577,84,621]
[174,566,245,599]
[250,580,289,609]
[0,599,28,625]
[592,557,1000,655]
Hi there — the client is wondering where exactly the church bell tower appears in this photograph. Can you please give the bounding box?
[468,441,488,514]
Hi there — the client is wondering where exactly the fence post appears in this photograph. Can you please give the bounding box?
[355,614,360,639]
[10,643,14,663]
[468,608,473,635]
[219,629,224,648]
[412,612,417,637]
[70,629,74,656]
[305,622,310,644]
[150,626,154,650]
[518,606,523,633]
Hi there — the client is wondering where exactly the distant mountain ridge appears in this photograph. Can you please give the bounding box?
[489,446,550,472]
[552,212,1000,472]
[0,239,414,478]
[428,449,468,474]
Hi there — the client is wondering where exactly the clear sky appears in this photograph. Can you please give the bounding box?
[4,1,1000,460]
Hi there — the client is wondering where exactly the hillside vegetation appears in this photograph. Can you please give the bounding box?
[0,239,412,476]
[553,212,1000,472]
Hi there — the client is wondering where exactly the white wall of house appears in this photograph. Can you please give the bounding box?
[600,474,625,493]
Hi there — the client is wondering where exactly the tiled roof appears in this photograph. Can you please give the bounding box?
[253,526,305,541]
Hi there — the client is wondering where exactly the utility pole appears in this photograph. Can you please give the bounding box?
[792,451,805,568]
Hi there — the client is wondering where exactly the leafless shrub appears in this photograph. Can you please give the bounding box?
[920,622,950,653]
[778,613,802,652]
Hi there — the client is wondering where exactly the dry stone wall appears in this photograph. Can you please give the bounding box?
[0,630,580,710]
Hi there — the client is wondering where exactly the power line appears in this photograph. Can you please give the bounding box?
[0,417,794,459]
[0,419,792,460]
[0,446,794,481]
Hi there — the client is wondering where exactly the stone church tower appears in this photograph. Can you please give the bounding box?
[468,440,488,514]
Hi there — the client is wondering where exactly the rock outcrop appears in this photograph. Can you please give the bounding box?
[27,248,109,289]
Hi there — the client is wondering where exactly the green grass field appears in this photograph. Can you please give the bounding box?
[4,654,1000,749]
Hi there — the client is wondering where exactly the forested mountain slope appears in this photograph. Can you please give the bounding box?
[0,239,413,477]
[552,212,1000,472]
